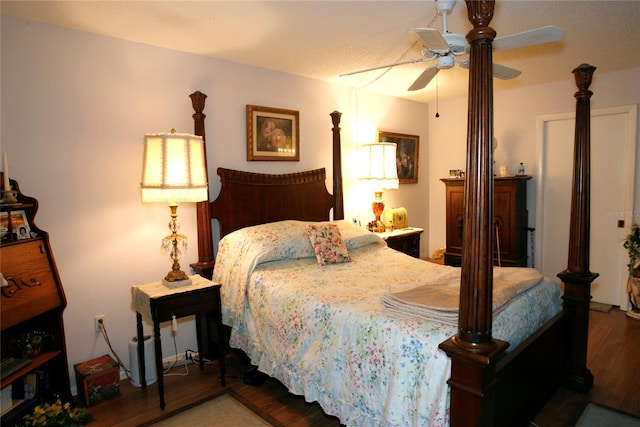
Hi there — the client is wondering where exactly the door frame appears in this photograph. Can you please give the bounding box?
[535,104,637,307]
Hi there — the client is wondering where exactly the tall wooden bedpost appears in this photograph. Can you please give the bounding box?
[439,1,508,426]
[557,63,597,392]
[189,91,216,279]
[330,111,344,220]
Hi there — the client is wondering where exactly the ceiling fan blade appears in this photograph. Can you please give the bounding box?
[493,25,564,51]
[411,28,450,54]
[492,63,522,80]
[339,58,430,77]
[408,65,439,91]
[459,60,522,80]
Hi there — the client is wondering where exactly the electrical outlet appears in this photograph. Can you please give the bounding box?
[94,314,106,333]
[186,350,200,364]
[162,353,188,369]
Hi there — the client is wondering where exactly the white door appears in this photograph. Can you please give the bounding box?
[537,105,637,307]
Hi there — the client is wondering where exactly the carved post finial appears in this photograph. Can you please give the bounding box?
[573,64,596,99]
[190,91,207,142]
[466,0,496,40]
[330,110,342,128]
[190,91,207,114]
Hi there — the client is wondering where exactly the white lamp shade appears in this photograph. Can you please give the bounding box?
[141,132,208,204]
[359,142,399,190]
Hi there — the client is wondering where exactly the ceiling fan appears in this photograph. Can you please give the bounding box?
[340,0,564,91]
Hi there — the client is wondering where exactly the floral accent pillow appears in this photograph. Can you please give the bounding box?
[305,223,351,266]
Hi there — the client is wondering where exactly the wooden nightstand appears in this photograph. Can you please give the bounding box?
[131,275,226,409]
[375,227,424,258]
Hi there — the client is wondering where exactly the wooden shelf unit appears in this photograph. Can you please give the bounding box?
[1,174,71,425]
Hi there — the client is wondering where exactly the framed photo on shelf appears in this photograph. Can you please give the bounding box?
[378,131,420,184]
[247,105,300,161]
[0,210,31,240]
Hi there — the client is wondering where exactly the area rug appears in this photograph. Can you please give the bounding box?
[575,403,640,427]
[149,391,274,426]
[589,301,613,312]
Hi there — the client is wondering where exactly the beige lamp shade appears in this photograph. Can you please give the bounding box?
[359,142,399,190]
[141,132,208,204]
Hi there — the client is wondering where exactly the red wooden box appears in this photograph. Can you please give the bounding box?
[74,354,120,406]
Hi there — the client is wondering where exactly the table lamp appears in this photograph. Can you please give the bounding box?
[359,142,399,231]
[140,130,208,288]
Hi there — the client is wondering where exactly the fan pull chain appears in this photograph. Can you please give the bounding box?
[435,72,440,118]
[528,227,535,268]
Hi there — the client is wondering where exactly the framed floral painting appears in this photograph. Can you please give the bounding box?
[247,105,300,161]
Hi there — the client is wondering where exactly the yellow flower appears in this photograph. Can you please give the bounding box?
[22,396,93,426]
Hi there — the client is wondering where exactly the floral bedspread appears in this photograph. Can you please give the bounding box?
[213,220,562,427]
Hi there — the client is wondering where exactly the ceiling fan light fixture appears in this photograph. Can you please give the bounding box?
[437,55,455,70]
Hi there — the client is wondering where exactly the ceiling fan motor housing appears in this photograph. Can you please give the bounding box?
[442,33,468,55]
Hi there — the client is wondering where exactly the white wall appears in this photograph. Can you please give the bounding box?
[427,67,640,261]
[1,14,429,393]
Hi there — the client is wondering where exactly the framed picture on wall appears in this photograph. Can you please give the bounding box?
[378,131,420,184]
[246,105,300,161]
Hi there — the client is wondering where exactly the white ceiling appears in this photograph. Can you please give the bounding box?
[2,1,639,103]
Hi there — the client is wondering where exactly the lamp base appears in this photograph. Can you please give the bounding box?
[371,191,386,232]
[162,278,193,289]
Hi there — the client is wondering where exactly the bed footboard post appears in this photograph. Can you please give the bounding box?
[439,2,508,426]
[330,111,344,220]
[189,91,216,279]
[557,64,597,392]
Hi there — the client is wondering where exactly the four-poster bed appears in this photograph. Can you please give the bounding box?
[188,2,596,425]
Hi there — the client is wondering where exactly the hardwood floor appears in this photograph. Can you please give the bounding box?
[87,308,639,426]
[532,307,640,426]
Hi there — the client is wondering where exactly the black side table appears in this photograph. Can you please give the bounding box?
[132,275,226,409]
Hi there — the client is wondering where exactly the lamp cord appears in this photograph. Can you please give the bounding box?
[162,331,190,377]
[99,322,131,380]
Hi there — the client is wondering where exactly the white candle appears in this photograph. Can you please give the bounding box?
[2,152,9,191]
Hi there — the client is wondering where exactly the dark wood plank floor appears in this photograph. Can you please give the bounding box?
[87,308,639,426]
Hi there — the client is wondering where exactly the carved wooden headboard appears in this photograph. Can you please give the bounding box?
[188,104,344,279]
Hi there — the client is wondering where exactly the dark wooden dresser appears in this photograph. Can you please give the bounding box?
[1,175,71,425]
[441,175,531,267]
